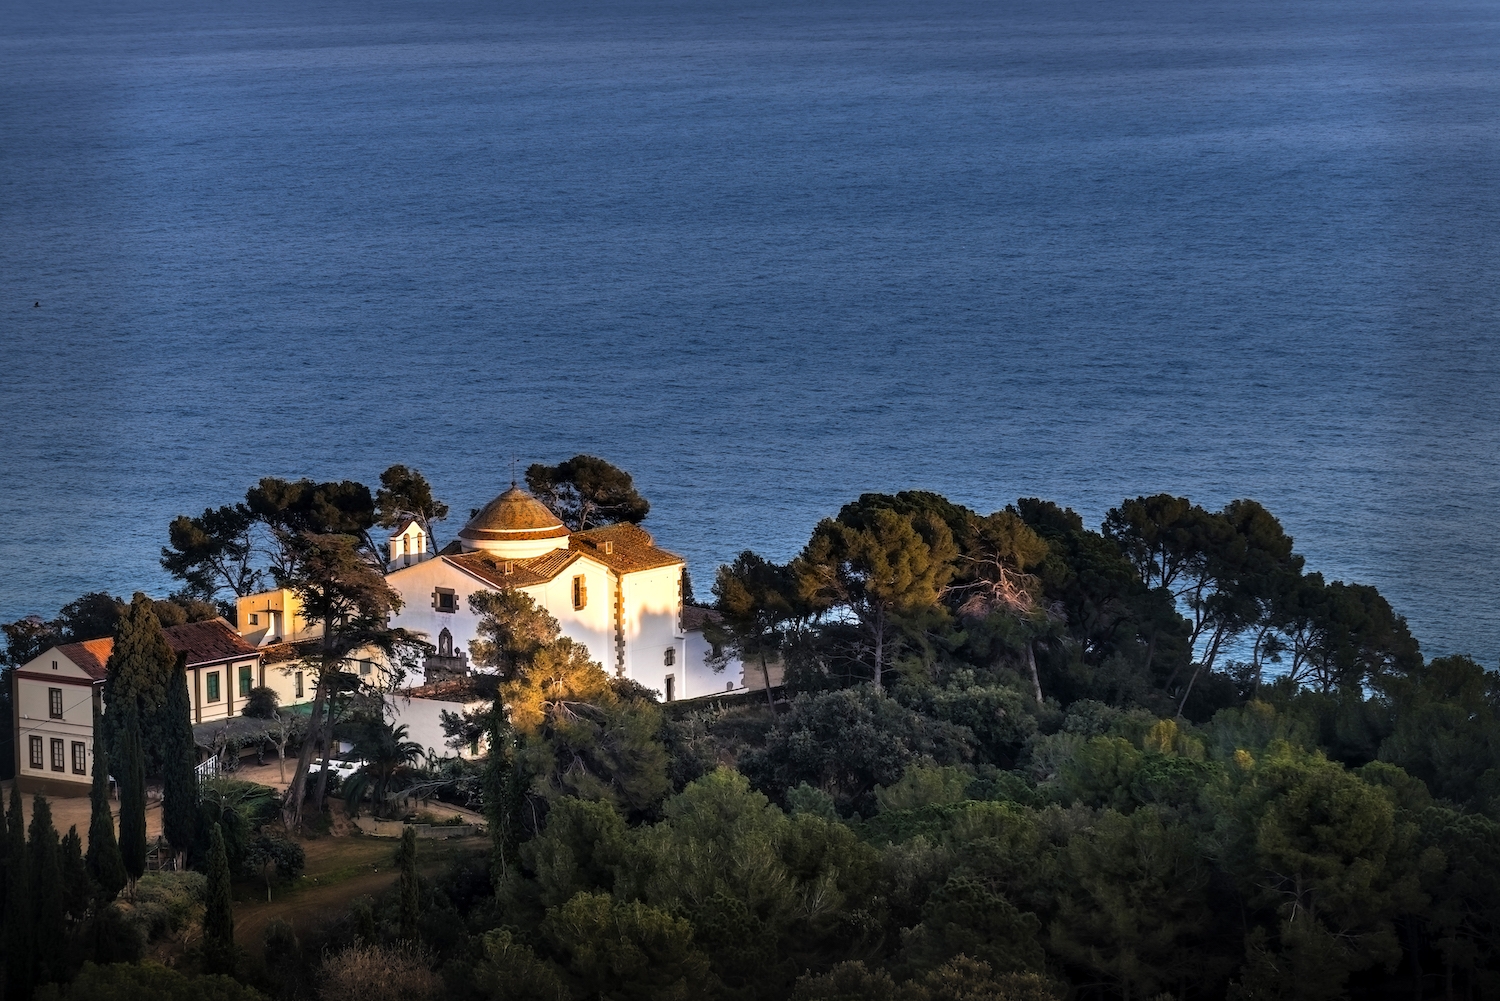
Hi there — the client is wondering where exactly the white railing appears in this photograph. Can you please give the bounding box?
[195,756,222,784]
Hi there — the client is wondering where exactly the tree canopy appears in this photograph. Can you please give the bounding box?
[526,454,651,531]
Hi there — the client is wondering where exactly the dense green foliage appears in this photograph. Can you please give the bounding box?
[162,664,201,856]
[99,594,179,776]
[203,823,236,975]
[117,711,148,883]
[6,480,1500,1001]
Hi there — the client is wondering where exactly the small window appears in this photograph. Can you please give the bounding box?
[434,588,458,613]
[72,742,87,774]
[249,613,259,626]
[295,671,304,699]
[51,738,65,772]
[49,687,64,719]
[664,648,675,667]
[206,672,221,703]
[664,675,675,702]
[51,660,58,670]
[29,736,43,769]
[239,665,253,697]
[359,660,372,676]
[726,681,735,692]
[572,575,587,610]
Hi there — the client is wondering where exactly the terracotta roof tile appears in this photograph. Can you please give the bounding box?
[163,620,261,667]
[446,547,583,589]
[681,605,722,633]
[56,638,114,680]
[53,619,259,680]
[570,524,684,574]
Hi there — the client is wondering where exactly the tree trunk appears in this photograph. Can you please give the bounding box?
[311,704,337,814]
[872,606,884,688]
[1176,664,1201,718]
[282,670,330,829]
[1025,640,1043,705]
[759,651,775,711]
[1407,918,1424,1001]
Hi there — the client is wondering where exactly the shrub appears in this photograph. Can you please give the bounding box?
[242,687,280,719]
[122,870,207,942]
[318,942,442,1001]
[33,960,266,1001]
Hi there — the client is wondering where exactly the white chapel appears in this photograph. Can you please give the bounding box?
[384,485,691,700]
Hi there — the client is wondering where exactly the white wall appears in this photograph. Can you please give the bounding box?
[623,564,686,700]
[13,652,96,792]
[388,556,641,681]
[682,628,740,699]
[385,693,489,761]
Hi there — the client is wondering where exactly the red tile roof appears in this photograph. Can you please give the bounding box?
[446,547,583,589]
[54,619,259,680]
[570,524,684,574]
[56,637,115,680]
[681,605,722,633]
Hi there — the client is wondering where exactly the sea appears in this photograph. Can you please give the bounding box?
[1,0,1497,664]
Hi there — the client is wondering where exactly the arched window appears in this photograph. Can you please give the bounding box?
[439,628,453,657]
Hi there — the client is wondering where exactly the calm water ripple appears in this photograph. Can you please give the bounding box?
[1,0,1497,662]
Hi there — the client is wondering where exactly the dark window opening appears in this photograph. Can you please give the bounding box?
[51,738,65,772]
[664,675,676,702]
[49,687,63,719]
[572,576,587,610]
[29,736,43,769]
[72,741,86,774]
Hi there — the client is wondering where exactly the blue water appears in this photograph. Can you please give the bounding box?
[2,0,1498,663]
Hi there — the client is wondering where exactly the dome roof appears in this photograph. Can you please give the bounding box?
[457,486,570,547]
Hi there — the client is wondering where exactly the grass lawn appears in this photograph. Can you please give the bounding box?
[232,831,487,958]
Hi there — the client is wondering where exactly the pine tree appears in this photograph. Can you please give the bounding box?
[2,786,32,1001]
[203,822,235,975]
[100,593,177,774]
[397,826,420,941]
[29,796,67,987]
[161,662,200,860]
[86,716,128,902]
[118,710,148,883]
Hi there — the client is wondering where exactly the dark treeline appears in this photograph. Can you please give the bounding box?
[3,473,1498,1001]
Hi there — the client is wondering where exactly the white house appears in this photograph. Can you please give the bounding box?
[11,619,265,796]
[385,485,689,700]
[680,605,785,701]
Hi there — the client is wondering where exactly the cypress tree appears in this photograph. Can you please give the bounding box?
[85,716,128,902]
[118,710,148,883]
[397,825,420,941]
[0,780,8,926]
[203,822,235,975]
[161,660,200,860]
[60,826,91,920]
[100,593,176,774]
[28,796,67,986]
[2,785,32,1001]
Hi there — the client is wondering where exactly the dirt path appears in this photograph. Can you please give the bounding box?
[232,834,487,958]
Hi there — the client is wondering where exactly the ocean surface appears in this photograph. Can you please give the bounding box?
[1,0,1497,663]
